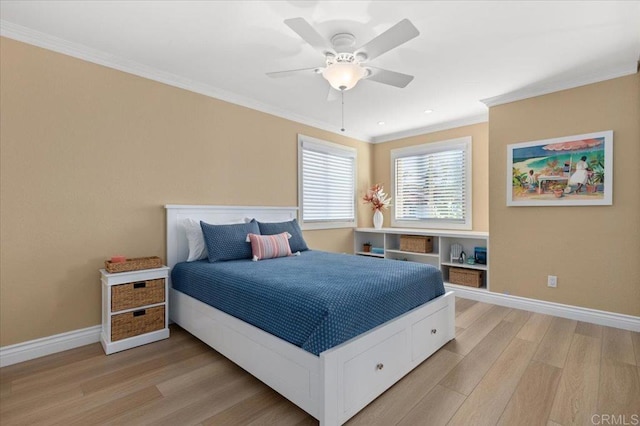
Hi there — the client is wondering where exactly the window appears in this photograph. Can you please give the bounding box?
[298,135,356,229]
[391,137,472,230]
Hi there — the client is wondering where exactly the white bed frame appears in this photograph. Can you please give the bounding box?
[166,205,455,426]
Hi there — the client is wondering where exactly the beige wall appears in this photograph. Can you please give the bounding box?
[2,36,636,348]
[371,123,489,231]
[0,38,371,346]
[488,74,640,316]
[371,75,640,317]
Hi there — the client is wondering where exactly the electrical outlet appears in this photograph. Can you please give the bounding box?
[547,275,557,288]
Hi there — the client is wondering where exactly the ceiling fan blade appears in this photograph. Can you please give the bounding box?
[355,19,419,62]
[366,67,414,88]
[284,18,336,56]
[266,67,321,78]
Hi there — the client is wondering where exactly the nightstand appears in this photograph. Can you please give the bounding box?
[100,266,170,354]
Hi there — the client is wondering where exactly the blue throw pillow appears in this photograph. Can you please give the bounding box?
[200,219,260,262]
[257,219,309,252]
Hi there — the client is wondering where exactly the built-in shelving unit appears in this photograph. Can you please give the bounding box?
[354,227,490,290]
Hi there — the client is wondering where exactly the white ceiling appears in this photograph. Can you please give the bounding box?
[1,1,639,142]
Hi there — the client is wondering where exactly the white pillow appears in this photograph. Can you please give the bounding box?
[182,218,244,261]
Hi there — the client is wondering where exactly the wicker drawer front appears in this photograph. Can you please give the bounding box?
[111,306,165,341]
[111,279,165,312]
[449,268,483,288]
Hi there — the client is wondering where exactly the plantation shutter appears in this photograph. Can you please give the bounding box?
[395,148,467,223]
[299,137,356,224]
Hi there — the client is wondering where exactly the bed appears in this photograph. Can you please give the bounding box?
[166,205,455,425]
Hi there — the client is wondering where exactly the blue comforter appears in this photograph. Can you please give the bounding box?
[171,251,444,355]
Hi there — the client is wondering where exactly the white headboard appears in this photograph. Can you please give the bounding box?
[165,205,298,271]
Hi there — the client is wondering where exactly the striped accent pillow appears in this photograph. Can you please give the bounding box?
[247,232,292,261]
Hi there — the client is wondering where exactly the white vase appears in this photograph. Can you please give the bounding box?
[373,210,383,229]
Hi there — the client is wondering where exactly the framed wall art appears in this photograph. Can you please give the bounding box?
[507,130,613,206]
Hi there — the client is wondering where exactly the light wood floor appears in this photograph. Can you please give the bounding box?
[1,298,639,425]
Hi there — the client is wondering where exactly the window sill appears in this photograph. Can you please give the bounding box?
[300,221,356,231]
[391,219,472,231]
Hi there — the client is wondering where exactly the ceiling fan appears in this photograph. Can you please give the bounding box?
[267,18,419,94]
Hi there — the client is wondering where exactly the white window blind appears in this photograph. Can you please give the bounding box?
[298,135,356,228]
[391,137,472,230]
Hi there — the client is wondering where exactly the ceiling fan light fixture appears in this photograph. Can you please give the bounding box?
[322,62,367,91]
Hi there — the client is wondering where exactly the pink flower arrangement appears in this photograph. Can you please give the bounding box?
[363,184,392,211]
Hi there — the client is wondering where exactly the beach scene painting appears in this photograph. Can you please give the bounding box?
[507,130,613,206]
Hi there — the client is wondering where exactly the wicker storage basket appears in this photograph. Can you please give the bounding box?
[400,235,433,253]
[111,306,165,341]
[104,256,163,273]
[449,267,483,288]
[111,279,165,312]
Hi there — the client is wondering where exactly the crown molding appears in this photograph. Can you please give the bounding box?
[371,113,488,144]
[0,20,373,143]
[480,63,638,108]
[5,19,635,144]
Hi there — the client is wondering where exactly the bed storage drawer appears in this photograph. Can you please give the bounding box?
[343,329,409,411]
[411,306,450,361]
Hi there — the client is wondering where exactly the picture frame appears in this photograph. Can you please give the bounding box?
[507,130,613,206]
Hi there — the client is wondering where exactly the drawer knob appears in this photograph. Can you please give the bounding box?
[431,329,437,334]
[376,363,384,371]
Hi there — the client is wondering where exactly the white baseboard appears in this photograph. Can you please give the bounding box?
[0,325,101,368]
[2,287,638,368]
[446,284,640,332]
